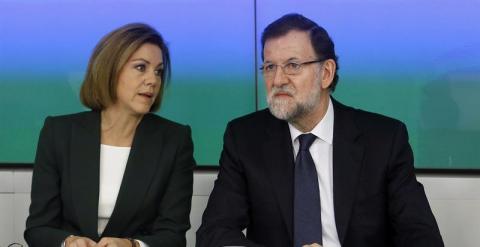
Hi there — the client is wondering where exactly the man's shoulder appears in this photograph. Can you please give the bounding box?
[354,107,403,127]
[333,99,405,133]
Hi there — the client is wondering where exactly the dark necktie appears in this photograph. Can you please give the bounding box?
[294,133,322,247]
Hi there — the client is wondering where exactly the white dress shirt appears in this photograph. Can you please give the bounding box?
[288,98,341,247]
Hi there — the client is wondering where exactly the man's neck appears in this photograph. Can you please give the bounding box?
[290,95,330,133]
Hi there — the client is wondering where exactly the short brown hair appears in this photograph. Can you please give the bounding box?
[80,23,171,112]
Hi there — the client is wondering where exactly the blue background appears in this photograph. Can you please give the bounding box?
[1,0,479,168]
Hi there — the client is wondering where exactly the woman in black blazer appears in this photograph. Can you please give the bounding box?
[25,23,195,247]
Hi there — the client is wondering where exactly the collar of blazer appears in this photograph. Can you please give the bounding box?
[261,97,365,245]
[69,111,166,239]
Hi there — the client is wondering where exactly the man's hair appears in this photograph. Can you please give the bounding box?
[261,13,339,91]
[80,23,171,112]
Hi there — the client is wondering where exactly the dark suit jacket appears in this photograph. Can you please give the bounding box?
[197,98,444,247]
[25,111,195,247]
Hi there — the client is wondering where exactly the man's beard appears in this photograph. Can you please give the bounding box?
[267,82,321,122]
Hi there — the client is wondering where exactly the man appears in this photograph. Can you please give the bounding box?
[197,13,444,247]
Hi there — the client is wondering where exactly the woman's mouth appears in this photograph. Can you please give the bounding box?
[138,92,153,98]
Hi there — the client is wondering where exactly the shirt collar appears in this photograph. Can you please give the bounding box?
[288,97,334,145]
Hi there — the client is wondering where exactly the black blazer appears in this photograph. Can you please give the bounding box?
[197,98,444,247]
[25,111,195,247]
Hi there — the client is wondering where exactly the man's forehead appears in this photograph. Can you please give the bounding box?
[263,30,314,61]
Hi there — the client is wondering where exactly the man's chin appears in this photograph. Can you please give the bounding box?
[268,105,297,121]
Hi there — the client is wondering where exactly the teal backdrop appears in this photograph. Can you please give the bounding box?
[1,0,479,169]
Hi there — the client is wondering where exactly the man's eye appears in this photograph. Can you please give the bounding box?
[135,64,146,72]
[286,63,301,70]
[264,64,276,72]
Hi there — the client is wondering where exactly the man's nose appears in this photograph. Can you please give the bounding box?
[272,66,289,87]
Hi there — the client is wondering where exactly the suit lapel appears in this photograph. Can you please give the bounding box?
[262,113,295,241]
[70,111,101,239]
[102,114,162,236]
[331,99,365,244]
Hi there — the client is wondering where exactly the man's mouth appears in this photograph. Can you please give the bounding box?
[274,91,292,97]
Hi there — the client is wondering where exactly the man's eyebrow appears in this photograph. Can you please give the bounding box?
[286,57,300,62]
[264,57,300,64]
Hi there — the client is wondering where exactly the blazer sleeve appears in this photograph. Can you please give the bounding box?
[196,122,264,247]
[136,125,195,247]
[387,122,444,247]
[24,117,73,246]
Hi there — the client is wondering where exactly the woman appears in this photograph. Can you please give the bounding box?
[25,23,195,247]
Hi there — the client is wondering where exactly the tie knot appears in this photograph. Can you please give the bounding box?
[298,133,316,151]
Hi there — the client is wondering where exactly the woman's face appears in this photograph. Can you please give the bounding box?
[113,43,163,116]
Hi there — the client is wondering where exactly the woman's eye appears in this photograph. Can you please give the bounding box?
[135,64,146,72]
[155,68,163,76]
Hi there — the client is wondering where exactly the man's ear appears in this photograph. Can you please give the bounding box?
[321,59,336,89]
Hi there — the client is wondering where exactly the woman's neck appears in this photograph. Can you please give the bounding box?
[100,107,143,147]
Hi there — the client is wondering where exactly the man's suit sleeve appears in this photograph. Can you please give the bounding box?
[387,122,444,247]
[136,125,195,247]
[24,117,73,247]
[196,122,264,247]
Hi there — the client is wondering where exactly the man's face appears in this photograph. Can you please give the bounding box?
[263,30,326,121]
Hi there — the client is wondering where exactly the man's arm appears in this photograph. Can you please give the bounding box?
[387,122,444,247]
[196,122,264,247]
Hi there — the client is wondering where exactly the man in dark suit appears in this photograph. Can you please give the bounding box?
[197,13,444,247]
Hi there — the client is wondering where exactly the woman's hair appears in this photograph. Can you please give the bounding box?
[80,23,171,112]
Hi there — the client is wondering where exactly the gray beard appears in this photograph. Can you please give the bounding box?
[267,85,321,122]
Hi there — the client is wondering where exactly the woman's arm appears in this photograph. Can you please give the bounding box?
[135,125,195,247]
[24,117,74,246]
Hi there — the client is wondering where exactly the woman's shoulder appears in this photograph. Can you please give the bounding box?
[47,111,97,121]
[42,111,99,130]
[141,113,191,136]
[143,113,188,128]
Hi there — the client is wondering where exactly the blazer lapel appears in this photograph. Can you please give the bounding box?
[70,111,101,239]
[102,114,162,236]
[331,99,365,244]
[262,114,295,241]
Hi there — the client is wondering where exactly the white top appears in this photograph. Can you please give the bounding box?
[98,144,130,234]
[288,98,341,247]
[98,144,148,247]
